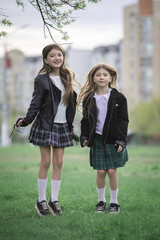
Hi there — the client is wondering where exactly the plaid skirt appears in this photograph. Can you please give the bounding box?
[90,134,128,170]
[29,121,73,147]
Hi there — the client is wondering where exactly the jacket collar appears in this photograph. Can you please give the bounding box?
[92,88,120,102]
[110,88,121,98]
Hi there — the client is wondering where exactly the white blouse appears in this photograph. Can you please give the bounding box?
[94,88,112,135]
[50,75,67,123]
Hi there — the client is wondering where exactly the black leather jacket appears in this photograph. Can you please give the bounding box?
[80,88,129,149]
[21,73,77,131]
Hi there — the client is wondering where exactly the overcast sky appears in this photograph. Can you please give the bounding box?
[0,0,137,57]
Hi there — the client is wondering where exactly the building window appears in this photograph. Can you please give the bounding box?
[140,67,153,101]
[140,43,153,57]
[140,17,152,32]
[140,57,152,66]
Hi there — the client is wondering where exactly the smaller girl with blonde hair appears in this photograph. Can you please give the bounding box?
[78,63,129,213]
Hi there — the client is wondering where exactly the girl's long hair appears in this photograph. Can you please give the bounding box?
[38,44,79,106]
[77,63,118,116]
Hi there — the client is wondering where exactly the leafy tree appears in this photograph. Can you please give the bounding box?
[0,0,100,41]
[130,97,160,137]
[0,8,13,37]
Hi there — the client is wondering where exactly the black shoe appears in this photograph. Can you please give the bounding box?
[109,203,120,213]
[48,199,62,216]
[95,201,106,213]
[35,200,50,217]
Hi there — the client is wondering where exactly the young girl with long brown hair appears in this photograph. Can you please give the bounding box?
[78,63,129,213]
[16,44,78,216]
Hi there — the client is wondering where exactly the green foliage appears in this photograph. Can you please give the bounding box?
[16,0,25,8]
[0,0,100,42]
[73,1,86,10]
[130,97,160,136]
[1,18,13,26]
[0,9,13,37]
[89,0,100,2]
[0,31,7,37]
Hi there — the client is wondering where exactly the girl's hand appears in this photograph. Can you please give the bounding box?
[9,118,23,138]
[115,144,122,153]
[82,139,88,147]
[16,119,23,127]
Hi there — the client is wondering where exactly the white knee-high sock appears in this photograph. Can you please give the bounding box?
[38,178,47,202]
[51,179,61,202]
[97,187,106,202]
[110,189,118,204]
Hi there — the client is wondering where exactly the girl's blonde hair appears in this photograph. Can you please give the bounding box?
[38,43,78,106]
[77,63,118,115]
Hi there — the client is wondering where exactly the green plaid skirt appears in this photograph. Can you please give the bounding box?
[90,134,128,170]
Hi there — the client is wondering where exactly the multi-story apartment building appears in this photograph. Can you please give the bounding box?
[0,50,42,113]
[122,0,160,109]
[65,47,92,84]
[66,43,121,87]
[90,42,123,91]
[0,49,42,145]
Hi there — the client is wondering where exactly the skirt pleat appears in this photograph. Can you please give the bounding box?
[29,122,73,147]
[90,134,128,170]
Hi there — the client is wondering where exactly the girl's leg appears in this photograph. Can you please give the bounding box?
[38,146,51,202]
[39,145,51,178]
[96,170,107,188]
[96,170,107,202]
[51,147,64,202]
[48,147,64,215]
[107,168,119,204]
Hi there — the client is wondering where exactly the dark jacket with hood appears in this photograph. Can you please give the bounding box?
[80,88,129,149]
[20,73,77,131]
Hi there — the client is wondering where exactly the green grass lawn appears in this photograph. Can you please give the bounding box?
[0,144,160,240]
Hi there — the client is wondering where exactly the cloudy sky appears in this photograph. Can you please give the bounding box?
[0,0,137,57]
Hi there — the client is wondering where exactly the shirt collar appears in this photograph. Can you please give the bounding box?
[94,88,112,99]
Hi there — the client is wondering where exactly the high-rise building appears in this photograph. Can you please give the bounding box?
[122,0,160,109]
[90,43,122,91]
[0,50,42,145]
[65,43,121,88]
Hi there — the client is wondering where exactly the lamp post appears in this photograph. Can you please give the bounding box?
[1,25,28,147]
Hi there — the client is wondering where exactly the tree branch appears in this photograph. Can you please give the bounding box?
[1,0,101,42]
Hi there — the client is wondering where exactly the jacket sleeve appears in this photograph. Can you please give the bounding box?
[80,99,90,147]
[66,91,77,132]
[115,96,129,149]
[21,76,46,126]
